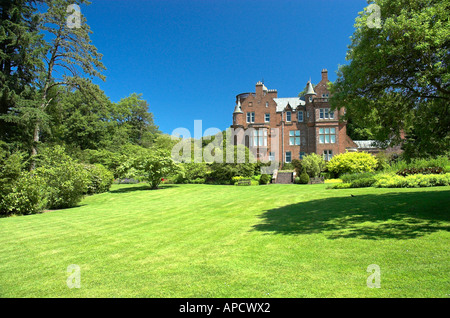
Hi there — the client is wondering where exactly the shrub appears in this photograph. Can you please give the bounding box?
[330,183,352,189]
[259,174,271,185]
[374,173,450,188]
[327,152,378,176]
[177,163,208,184]
[294,177,301,184]
[0,148,25,204]
[119,150,180,189]
[396,167,444,177]
[302,153,325,178]
[298,170,310,184]
[1,172,49,216]
[350,177,377,188]
[35,146,89,209]
[341,171,377,183]
[191,178,206,184]
[209,163,255,184]
[84,164,114,194]
[375,152,390,171]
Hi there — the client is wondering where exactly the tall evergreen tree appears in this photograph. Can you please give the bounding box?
[0,0,43,148]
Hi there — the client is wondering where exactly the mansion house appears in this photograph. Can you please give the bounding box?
[230,69,357,165]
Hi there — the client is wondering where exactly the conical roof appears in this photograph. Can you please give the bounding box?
[234,98,243,113]
[305,81,316,96]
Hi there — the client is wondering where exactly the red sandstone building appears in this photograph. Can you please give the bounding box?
[231,69,357,165]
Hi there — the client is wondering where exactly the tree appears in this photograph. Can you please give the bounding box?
[330,0,450,157]
[0,0,44,148]
[30,0,106,167]
[45,81,115,150]
[119,150,179,190]
[114,93,160,147]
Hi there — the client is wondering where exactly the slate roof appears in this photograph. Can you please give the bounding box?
[273,97,305,112]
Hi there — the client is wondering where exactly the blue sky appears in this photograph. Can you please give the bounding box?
[81,0,368,134]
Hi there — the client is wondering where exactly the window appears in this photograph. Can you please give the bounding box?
[253,129,267,147]
[289,130,301,146]
[319,127,336,144]
[269,152,275,162]
[285,151,292,163]
[299,152,306,159]
[323,150,333,161]
[266,102,269,107]
[246,112,255,123]
[249,102,253,107]
[286,111,291,122]
[319,108,335,119]
[265,113,270,123]
[298,111,304,122]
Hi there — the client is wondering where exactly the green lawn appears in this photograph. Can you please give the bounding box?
[0,183,449,298]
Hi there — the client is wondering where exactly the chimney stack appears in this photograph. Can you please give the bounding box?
[321,69,328,81]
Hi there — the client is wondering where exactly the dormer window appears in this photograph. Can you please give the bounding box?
[286,111,292,122]
[249,102,253,107]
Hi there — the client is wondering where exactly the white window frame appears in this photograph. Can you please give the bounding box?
[247,112,255,123]
[285,151,292,163]
[323,150,333,161]
[298,111,304,122]
[286,111,292,122]
[319,127,336,144]
[265,113,270,123]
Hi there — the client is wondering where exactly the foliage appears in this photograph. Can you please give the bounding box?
[34,146,88,209]
[119,150,179,190]
[0,145,25,199]
[374,173,450,188]
[259,174,271,185]
[177,163,208,184]
[83,164,114,195]
[330,0,450,157]
[0,172,48,216]
[340,171,377,184]
[298,170,310,184]
[349,177,377,188]
[329,183,352,189]
[0,0,43,148]
[302,153,325,178]
[388,156,450,172]
[397,167,444,177]
[327,152,378,176]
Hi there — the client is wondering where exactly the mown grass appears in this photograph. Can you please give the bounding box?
[0,184,449,298]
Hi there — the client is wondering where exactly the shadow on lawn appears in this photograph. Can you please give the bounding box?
[253,190,450,240]
[109,184,178,193]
